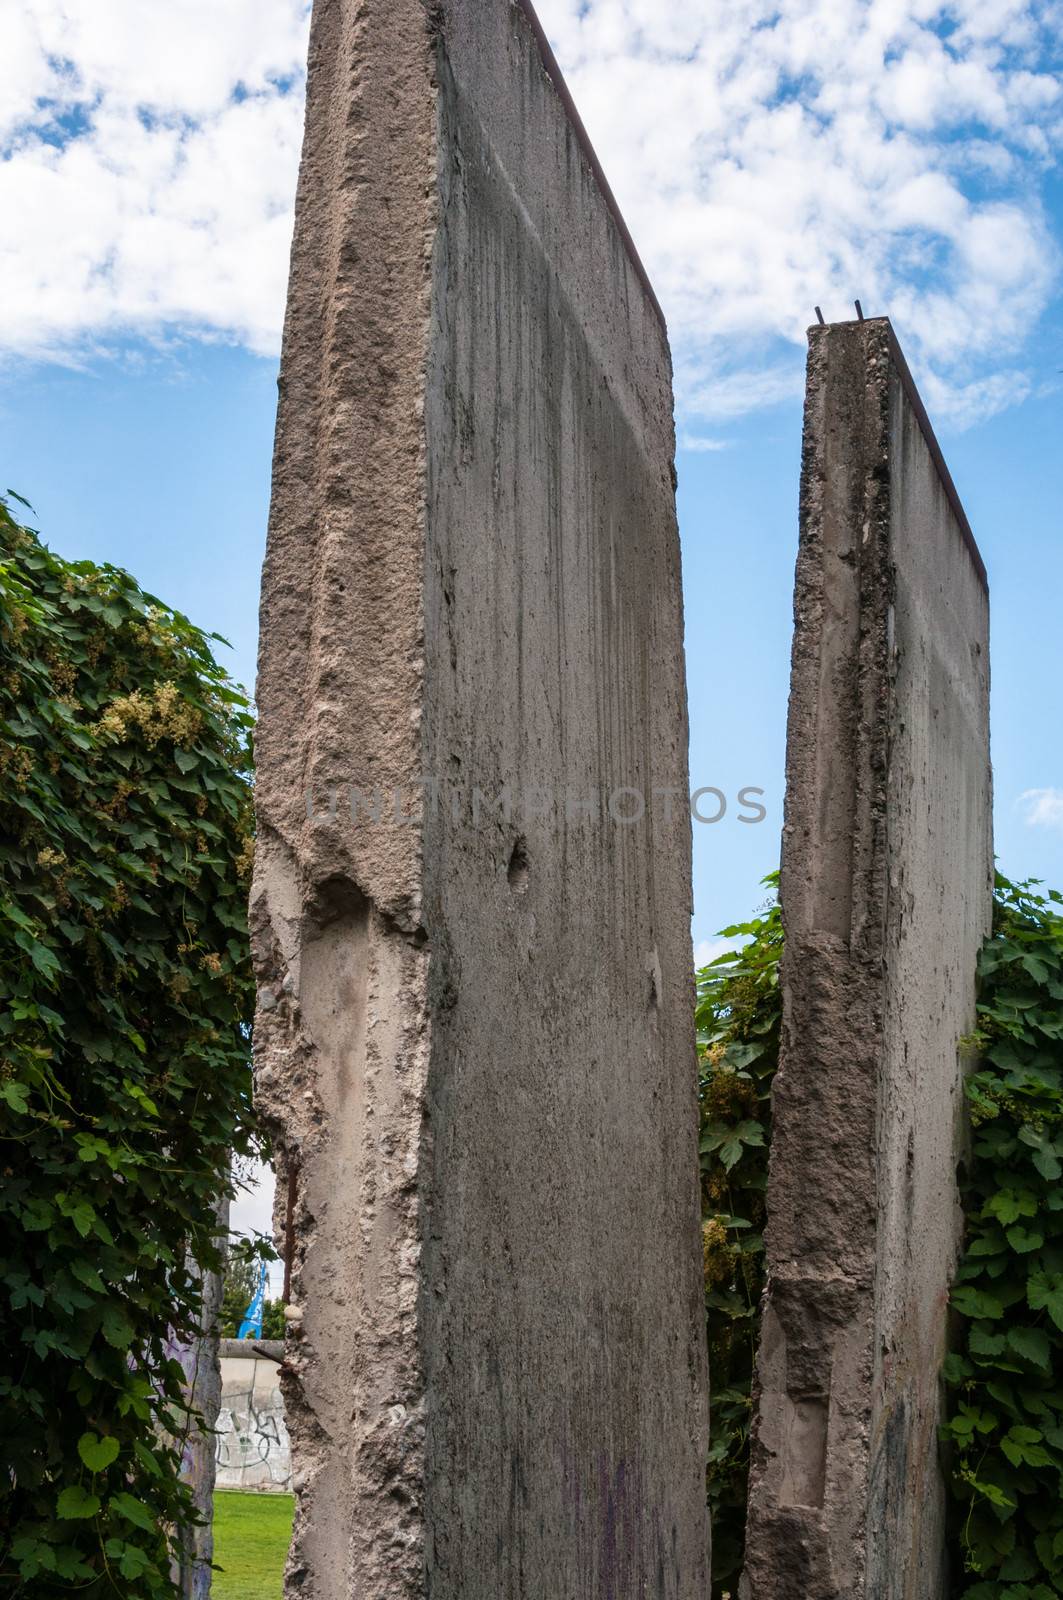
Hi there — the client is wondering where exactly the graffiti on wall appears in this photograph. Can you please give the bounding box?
[215,1354,292,1493]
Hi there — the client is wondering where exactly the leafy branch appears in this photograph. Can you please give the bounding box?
[697,873,782,1598]
[0,491,259,1596]
[943,873,1063,1598]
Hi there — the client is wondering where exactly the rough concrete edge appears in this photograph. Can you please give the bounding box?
[249,0,440,1593]
[741,319,895,1599]
[806,318,987,591]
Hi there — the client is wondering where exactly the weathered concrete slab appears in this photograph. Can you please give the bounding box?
[216,1347,292,1493]
[250,2,709,1596]
[742,317,992,1599]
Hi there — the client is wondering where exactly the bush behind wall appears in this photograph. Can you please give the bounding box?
[0,492,258,1596]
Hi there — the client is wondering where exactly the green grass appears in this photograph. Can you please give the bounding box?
[212,1490,293,1600]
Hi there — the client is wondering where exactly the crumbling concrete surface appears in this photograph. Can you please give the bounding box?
[742,318,992,1599]
[250,1,709,1595]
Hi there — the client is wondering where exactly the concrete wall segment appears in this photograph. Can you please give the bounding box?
[742,317,991,1599]
[250,3,709,1595]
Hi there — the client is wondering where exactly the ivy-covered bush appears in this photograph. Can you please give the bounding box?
[696,875,781,1598]
[943,874,1063,1599]
[698,871,1063,1599]
[0,492,257,1595]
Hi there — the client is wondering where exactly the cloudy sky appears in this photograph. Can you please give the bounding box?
[4,1,1062,417]
[2,0,1062,938]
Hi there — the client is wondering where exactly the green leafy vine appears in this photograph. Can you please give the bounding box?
[0,491,258,1596]
[697,871,1063,1599]
[943,874,1063,1598]
[697,873,781,1598]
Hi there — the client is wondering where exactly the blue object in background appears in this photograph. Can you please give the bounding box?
[238,1261,267,1340]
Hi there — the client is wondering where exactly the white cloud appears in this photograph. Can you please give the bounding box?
[1,0,1061,428]
[694,935,743,967]
[678,433,730,452]
[1020,787,1063,828]
[231,1157,276,1240]
[0,0,309,359]
[232,1158,284,1294]
[536,0,1063,425]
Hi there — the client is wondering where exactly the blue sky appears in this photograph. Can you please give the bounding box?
[2,0,1062,964]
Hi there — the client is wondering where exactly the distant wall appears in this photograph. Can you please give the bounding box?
[743,317,992,1598]
[215,1345,291,1494]
[173,1203,228,1597]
